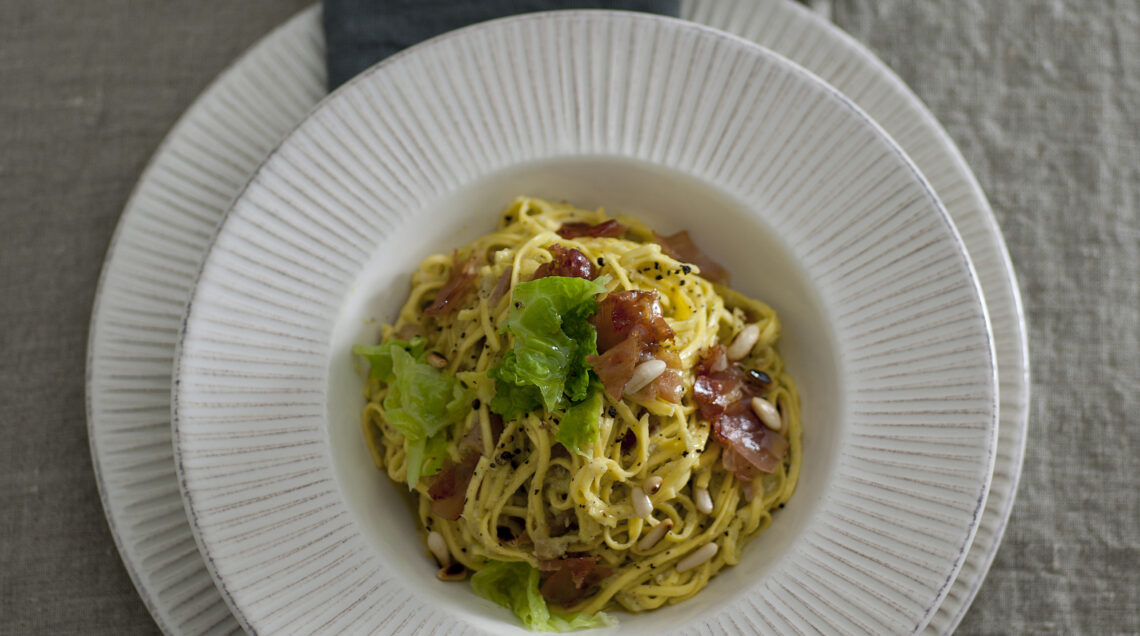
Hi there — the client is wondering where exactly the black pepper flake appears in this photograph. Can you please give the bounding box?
[607,406,618,418]
[654,262,660,270]
[504,215,513,222]
[778,503,785,509]
[597,257,605,267]
[681,264,692,274]
[679,280,686,286]
[650,564,656,569]
[655,275,663,280]
[472,399,481,410]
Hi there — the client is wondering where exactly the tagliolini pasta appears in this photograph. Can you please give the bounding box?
[354,197,801,630]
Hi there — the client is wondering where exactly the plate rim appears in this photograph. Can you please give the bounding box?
[83,6,325,635]
[171,10,997,634]
[84,1,1029,634]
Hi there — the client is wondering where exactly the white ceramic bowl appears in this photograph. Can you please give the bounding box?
[173,11,997,634]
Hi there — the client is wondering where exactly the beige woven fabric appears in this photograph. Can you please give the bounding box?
[1,1,1136,633]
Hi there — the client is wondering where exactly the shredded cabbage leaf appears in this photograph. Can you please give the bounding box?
[353,338,467,487]
[489,276,607,419]
[470,560,616,632]
[556,383,603,458]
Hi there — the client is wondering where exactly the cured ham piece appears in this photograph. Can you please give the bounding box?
[629,347,684,404]
[555,219,629,239]
[424,251,477,316]
[428,415,503,520]
[588,327,643,401]
[591,290,673,352]
[532,244,597,281]
[538,556,612,607]
[654,230,729,284]
[588,290,681,403]
[693,345,786,483]
[490,266,513,303]
[712,405,788,479]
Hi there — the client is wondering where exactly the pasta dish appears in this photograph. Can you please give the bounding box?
[354,197,801,630]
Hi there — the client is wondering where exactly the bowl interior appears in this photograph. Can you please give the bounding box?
[327,156,844,631]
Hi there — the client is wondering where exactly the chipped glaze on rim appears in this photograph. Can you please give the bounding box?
[86,2,1029,634]
[172,11,996,634]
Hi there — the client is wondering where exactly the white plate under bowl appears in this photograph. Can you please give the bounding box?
[88,2,1029,635]
[172,11,996,635]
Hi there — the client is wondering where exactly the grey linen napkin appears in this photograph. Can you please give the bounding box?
[323,0,681,89]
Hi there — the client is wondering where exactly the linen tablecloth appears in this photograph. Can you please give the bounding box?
[2,1,1137,633]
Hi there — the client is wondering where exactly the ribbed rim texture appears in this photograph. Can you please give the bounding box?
[87,1,1028,634]
[172,11,996,634]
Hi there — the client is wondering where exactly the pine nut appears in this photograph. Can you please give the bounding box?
[631,486,653,518]
[750,397,781,431]
[625,359,667,394]
[636,518,673,551]
[726,324,760,360]
[676,542,719,572]
[427,352,448,368]
[643,475,663,495]
[427,531,450,567]
[437,563,467,581]
[694,486,714,514]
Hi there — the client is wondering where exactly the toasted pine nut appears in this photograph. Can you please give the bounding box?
[427,352,448,368]
[726,324,760,360]
[694,486,713,515]
[676,542,719,572]
[750,397,781,431]
[437,563,467,581]
[636,518,674,551]
[427,531,450,567]
[643,475,663,495]
[631,486,653,518]
[625,359,667,393]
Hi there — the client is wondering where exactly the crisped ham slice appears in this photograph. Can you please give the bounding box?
[588,291,681,403]
[555,219,629,239]
[693,345,787,484]
[654,230,729,283]
[427,452,477,521]
[532,244,597,280]
[629,347,684,404]
[424,251,477,316]
[490,266,513,303]
[712,406,788,479]
[591,290,673,352]
[427,414,503,520]
[587,326,643,401]
[693,345,744,419]
[693,373,743,420]
[538,556,612,607]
